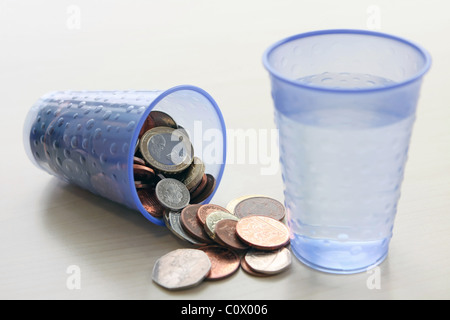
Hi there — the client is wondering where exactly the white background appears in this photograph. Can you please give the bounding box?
[0,0,449,299]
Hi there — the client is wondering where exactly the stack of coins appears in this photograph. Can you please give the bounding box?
[134,111,216,220]
[153,195,292,291]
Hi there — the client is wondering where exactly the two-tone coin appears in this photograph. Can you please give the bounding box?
[198,246,240,280]
[236,215,290,250]
[140,126,194,174]
[182,157,205,191]
[189,174,208,200]
[234,196,285,221]
[152,248,211,290]
[244,247,291,275]
[155,178,190,211]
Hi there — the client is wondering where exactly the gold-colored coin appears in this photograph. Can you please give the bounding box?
[139,126,194,174]
[181,157,205,191]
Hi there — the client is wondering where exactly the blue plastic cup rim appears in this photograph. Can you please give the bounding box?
[129,85,227,226]
[262,29,432,93]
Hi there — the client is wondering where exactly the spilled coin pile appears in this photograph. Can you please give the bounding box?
[152,195,292,290]
[133,110,216,219]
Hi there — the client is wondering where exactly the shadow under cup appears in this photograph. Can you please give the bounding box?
[24,86,226,226]
[263,30,431,274]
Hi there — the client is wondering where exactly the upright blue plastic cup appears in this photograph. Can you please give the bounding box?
[263,30,431,274]
[23,86,226,226]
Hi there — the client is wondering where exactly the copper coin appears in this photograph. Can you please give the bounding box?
[198,246,240,280]
[133,164,155,182]
[148,110,178,128]
[190,174,216,204]
[138,115,155,139]
[240,256,271,277]
[244,247,291,275]
[197,204,229,226]
[180,204,215,244]
[134,181,153,189]
[214,219,249,251]
[236,215,290,250]
[234,196,285,221]
[138,110,178,138]
[204,211,239,246]
[133,156,146,166]
[189,173,208,199]
[137,188,165,218]
[226,194,266,214]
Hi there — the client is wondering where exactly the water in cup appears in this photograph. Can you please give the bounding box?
[278,73,416,272]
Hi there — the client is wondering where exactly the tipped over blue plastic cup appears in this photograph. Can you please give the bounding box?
[23,86,227,226]
[263,30,431,274]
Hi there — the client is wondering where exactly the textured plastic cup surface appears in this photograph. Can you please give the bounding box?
[23,86,226,226]
[263,30,431,274]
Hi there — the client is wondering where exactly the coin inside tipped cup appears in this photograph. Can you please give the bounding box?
[155,178,190,211]
[190,173,216,204]
[182,157,205,191]
[140,126,194,174]
[137,188,165,218]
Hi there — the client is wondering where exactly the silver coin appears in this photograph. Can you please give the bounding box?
[163,210,202,245]
[155,178,190,211]
[204,210,239,240]
[134,138,140,154]
[244,247,291,275]
[152,248,211,290]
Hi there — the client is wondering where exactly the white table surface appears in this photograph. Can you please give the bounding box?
[1,0,449,300]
